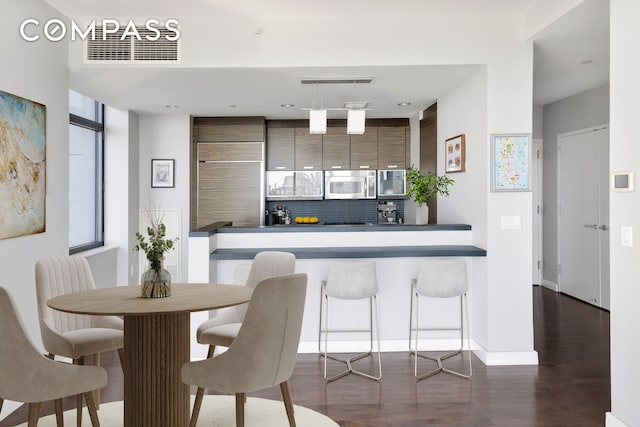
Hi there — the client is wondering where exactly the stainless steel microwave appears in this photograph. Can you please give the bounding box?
[324,170,377,199]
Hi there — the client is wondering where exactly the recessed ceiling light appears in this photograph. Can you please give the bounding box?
[580,59,594,65]
[165,105,179,109]
[397,101,412,107]
[281,103,295,108]
[228,104,238,108]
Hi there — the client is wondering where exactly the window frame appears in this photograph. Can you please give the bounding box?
[68,101,105,254]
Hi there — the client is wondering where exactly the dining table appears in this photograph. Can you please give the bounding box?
[47,283,253,427]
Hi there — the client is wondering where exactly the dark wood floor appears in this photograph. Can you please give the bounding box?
[1,286,610,426]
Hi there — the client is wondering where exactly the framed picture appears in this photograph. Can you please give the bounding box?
[151,159,175,188]
[445,134,466,173]
[491,134,531,192]
[0,89,46,240]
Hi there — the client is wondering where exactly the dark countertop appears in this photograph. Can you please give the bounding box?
[204,223,471,235]
[211,245,486,260]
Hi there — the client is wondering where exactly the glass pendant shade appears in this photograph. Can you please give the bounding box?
[309,109,327,134]
[347,109,366,134]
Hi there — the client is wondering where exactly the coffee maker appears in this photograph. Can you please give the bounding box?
[377,202,398,224]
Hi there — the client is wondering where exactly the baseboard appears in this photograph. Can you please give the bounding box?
[606,412,629,427]
[473,348,539,366]
[541,279,559,292]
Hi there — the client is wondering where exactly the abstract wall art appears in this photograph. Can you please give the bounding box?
[0,89,46,240]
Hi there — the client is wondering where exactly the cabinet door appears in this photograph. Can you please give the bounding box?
[294,128,323,170]
[350,126,378,170]
[322,126,350,170]
[197,162,262,228]
[266,127,295,170]
[378,126,406,169]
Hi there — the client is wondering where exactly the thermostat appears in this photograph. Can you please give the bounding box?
[612,171,635,192]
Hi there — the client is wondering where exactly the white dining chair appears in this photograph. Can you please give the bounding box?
[182,273,308,427]
[0,286,107,427]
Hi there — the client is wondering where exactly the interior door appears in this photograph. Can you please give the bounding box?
[558,126,609,307]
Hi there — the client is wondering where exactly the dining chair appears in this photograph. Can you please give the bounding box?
[191,251,295,424]
[409,258,472,380]
[319,260,382,382]
[182,273,308,427]
[34,255,124,422]
[0,286,107,427]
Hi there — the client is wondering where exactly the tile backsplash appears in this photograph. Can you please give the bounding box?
[266,199,405,225]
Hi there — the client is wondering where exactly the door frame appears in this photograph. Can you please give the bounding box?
[556,124,609,305]
[532,138,543,285]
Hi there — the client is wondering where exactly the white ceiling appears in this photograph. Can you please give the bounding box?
[48,0,609,117]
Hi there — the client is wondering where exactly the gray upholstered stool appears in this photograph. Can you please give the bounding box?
[409,258,472,380]
[319,260,382,382]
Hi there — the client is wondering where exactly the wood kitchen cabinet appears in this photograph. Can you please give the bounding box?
[266,127,295,170]
[322,126,350,170]
[350,126,378,170]
[378,126,407,169]
[294,128,323,170]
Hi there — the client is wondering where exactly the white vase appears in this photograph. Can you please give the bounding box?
[415,204,429,225]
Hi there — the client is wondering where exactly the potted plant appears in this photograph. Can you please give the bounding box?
[406,165,454,224]
[134,219,178,298]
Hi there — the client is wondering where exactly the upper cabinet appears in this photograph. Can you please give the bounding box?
[350,126,378,170]
[266,127,295,170]
[322,126,350,170]
[194,117,265,142]
[265,119,408,172]
[378,126,406,169]
[294,128,323,170]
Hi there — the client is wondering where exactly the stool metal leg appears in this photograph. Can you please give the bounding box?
[414,290,472,381]
[321,289,382,382]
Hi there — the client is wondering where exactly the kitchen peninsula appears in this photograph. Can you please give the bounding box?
[188,222,485,357]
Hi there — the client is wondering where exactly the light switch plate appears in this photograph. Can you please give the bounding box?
[622,226,633,247]
[501,215,522,230]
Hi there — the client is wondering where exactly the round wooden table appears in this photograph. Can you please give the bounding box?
[48,283,253,427]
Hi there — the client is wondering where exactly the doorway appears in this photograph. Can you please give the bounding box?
[557,125,610,309]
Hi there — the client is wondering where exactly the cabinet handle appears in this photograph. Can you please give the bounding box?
[275,166,286,170]
[583,224,598,229]
[331,166,342,169]
[359,165,370,169]
[387,165,398,169]
[303,166,314,170]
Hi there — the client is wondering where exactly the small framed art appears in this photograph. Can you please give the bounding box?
[491,134,531,192]
[445,134,465,173]
[151,159,175,188]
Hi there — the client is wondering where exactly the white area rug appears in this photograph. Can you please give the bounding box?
[16,395,338,427]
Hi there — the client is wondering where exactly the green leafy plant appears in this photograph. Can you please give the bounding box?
[406,165,454,206]
[134,221,178,271]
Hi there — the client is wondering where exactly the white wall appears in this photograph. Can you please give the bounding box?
[608,1,640,425]
[0,0,69,419]
[138,114,191,282]
[105,108,140,285]
[436,44,538,364]
[541,84,609,285]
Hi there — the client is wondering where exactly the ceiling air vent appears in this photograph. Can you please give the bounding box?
[85,26,180,64]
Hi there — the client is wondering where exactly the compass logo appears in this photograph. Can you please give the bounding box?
[19,18,180,42]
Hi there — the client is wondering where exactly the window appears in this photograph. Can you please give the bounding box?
[69,90,104,253]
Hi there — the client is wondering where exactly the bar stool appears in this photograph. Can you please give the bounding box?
[409,258,472,380]
[319,260,382,382]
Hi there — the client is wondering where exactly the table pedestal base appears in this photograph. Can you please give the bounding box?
[124,313,190,427]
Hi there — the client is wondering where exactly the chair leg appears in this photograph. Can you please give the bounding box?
[27,402,42,427]
[190,345,215,427]
[75,357,84,427]
[117,348,125,372]
[235,393,245,427]
[280,382,296,427]
[0,397,3,413]
[54,399,64,427]
[93,353,101,409]
[84,392,101,427]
